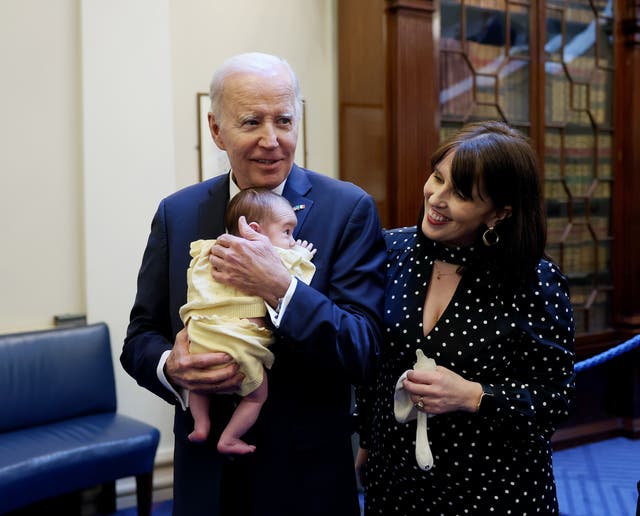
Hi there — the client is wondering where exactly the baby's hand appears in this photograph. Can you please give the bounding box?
[296,239,317,256]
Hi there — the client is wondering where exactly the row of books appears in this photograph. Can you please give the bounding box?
[543,177,612,200]
[547,216,610,243]
[573,302,609,334]
[547,244,610,277]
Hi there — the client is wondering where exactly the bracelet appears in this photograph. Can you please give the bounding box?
[476,384,494,412]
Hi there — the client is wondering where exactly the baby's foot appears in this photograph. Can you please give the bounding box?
[188,426,210,443]
[217,437,256,455]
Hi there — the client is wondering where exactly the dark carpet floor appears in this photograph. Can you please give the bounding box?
[113,436,640,516]
[553,436,639,515]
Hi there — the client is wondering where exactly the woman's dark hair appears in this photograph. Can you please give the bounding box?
[225,187,291,236]
[430,121,547,288]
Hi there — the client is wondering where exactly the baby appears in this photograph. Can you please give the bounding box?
[179,188,316,454]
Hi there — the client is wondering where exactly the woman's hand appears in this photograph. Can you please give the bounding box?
[403,365,483,414]
[355,447,369,487]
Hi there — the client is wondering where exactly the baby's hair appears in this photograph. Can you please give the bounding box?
[225,188,293,236]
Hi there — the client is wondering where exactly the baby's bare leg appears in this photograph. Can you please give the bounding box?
[217,369,268,455]
[188,391,211,443]
[246,316,264,326]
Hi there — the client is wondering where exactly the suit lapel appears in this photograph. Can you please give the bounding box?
[283,165,314,239]
[197,175,230,239]
[196,168,313,239]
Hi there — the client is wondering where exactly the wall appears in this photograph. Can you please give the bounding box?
[170,0,338,189]
[80,0,179,478]
[0,0,84,333]
[0,0,338,498]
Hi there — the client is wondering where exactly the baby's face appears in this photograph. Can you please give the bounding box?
[261,203,297,249]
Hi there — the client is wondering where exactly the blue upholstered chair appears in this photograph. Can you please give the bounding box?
[0,322,160,515]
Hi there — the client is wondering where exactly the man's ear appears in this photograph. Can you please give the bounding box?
[208,112,226,151]
[248,221,262,233]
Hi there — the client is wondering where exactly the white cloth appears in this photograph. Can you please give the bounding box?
[394,349,436,470]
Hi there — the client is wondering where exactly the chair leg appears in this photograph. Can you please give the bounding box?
[96,480,117,514]
[135,472,153,516]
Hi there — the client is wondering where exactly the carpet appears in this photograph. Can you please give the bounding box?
[112,437,640,515]
[553,436,640,515]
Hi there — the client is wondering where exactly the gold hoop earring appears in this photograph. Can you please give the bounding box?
[482,226,499,247]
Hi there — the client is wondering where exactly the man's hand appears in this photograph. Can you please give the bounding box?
[210,216,292,307]
[164,328,243,394]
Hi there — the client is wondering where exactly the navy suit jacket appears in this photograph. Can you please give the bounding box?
[121,165,386,516]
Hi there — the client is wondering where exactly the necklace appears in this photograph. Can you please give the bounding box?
[433,261,459,280]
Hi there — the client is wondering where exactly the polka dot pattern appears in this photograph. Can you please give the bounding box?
[357,227,576,515]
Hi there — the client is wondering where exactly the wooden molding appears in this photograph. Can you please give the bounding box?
[612,0,640,329]
[619,0,640,46]
[385,0,435,13]
[552,418,623,449]
[385,0,438,227]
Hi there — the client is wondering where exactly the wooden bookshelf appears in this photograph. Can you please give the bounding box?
[338,0,640,446]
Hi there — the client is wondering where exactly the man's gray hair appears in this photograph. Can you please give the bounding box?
[208,52,302,125]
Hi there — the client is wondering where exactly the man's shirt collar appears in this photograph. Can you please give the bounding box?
[228,171,287,200]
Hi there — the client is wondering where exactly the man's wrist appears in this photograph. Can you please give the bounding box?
[157,350,188,410]
[266,277,298,326]
[268,276,292,308]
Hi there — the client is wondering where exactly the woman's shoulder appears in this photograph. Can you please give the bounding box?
[510,257,575,340]
[514,258,573,322]
[510,257,571,304]
[383,226,419,251]
[534,257,570,293]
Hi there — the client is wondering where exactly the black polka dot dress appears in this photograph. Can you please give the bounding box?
[357,227,575,515]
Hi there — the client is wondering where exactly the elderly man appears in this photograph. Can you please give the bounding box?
[121,52,386,516]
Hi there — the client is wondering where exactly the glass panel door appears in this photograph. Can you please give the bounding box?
[439,0,615,334]
[543,0,614,333]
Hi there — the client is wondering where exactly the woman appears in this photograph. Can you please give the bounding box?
[356,121,575,515]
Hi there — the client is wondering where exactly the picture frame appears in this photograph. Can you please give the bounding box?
[197,92,307,181]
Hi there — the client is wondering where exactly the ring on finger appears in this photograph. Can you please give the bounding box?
[414,396,424,409]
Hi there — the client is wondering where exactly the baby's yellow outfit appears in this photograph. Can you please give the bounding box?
[179,239,316,396]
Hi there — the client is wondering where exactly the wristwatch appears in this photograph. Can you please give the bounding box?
[476,383,495,412]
